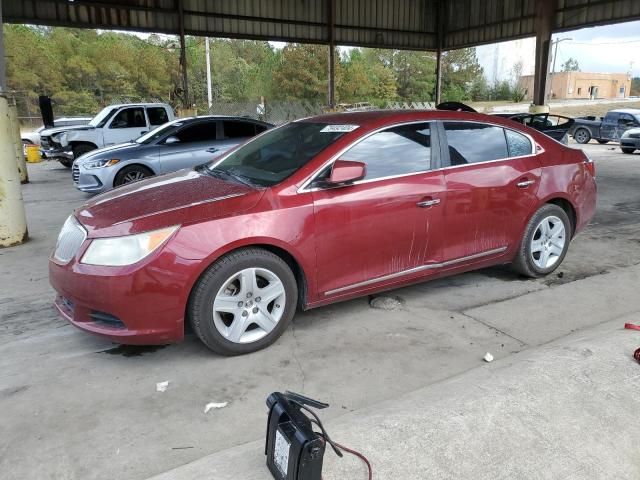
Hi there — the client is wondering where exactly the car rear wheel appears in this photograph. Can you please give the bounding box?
[188,248,298,355]
[113,165,153,187]
[573,128,591,144]
[597,139,608,144]
[621,147,635,154]
[59,158,72,168]
[512,204,571,278]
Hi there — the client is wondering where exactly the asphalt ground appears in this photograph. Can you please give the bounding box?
[1,141,639,479]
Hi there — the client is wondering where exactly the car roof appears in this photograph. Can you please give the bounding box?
[609,109,640,114]
[170,115,271,124]
[298,109,523,128]
[105,103,170,109]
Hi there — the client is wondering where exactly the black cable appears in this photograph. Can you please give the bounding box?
[315,433,373,480]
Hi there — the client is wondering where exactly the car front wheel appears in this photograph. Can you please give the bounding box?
[621,147,635,154]
[512,204,571,278]
[188,248,298,355]
[113,165,153,187]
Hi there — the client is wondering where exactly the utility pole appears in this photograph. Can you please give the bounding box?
[205,37,213,110]
[551,37,572,74]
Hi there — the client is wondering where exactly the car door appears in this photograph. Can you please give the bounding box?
[157,119,219,173]
[440,121,541,263]
[105,107,149,145]
[310,122,446,297]
[600,112,619,140]
[146,106,170,129]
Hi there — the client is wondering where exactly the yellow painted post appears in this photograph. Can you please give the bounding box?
[8,102,28,183]
[0,95,28,247]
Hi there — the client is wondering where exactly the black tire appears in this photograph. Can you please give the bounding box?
[72,143,95,159]
[573,128,591,144]
[621,147,635,154]
[59,158,72,168]
[113,165,153,187]
[188,248,298,355]
[597,139,608,144]
[512,204,572,278]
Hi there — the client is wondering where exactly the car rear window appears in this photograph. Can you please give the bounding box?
[223,120,258,139]
[148,107,169,126]
[505,129,532,157]
[443,122,508,165]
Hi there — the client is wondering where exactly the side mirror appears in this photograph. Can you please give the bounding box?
[164,136,180,145]
[327,160,366,185]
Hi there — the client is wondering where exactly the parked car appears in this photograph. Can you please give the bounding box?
[40,103,175,167]
[493,113,574,144]
[21,117,92,145]
[620,127,640,154]
[50,110,596,355]
[570,109,640,144]
[72,116,273,193]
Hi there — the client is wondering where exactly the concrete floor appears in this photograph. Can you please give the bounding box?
[1,143,639,480]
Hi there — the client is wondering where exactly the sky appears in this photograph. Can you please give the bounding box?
[477,20,640,82]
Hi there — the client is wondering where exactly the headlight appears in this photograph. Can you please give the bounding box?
[83,158,121,169]
[81,226,179,266]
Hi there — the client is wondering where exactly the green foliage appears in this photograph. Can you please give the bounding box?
[561,57,580,72]
[5,25,490,117]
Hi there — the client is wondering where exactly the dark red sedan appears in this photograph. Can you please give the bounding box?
[50,110,596,355]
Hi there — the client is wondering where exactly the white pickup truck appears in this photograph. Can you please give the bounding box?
[40,103,175,167]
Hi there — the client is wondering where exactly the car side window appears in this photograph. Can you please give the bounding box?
[337,123,431,180]
[110,108,146,129]
[223,120,258,139]
[147,107,169,126]
[619,114,635,126]
[505,129,533,157]
[443,122,508,166]
[173,121,217,143]
[603,112,620,124]
[109,107,147,128]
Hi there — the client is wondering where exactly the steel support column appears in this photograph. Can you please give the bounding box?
[327,0,336,108]
[177,0,189,109]
[435,49,442,105]
[532,0,557,109]
[434,0,445,105]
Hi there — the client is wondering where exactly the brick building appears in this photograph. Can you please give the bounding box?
[519,72,632,101]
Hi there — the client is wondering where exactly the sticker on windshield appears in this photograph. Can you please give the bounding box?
[320,124,359,133]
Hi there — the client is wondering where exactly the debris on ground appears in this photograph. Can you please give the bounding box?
[483,352,494,363]
[204,402,228,413]
[624,323,640,331]
[369,295,405,310]
[634,348,640,364]
[156,381,169,392]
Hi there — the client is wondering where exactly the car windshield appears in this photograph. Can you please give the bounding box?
[89,107,118,127]
[135,121,182,144]
[207,122,349,187]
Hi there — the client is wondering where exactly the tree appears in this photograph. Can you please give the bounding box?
[561,57,580,72]
[441,48,484,102]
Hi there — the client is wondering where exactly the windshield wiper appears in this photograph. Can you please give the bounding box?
[207,167,254,187]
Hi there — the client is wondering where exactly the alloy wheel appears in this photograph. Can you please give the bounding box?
[212,267,286,344]
[574,130,589,143]
[530,215,566,269]
[122,171,147,183]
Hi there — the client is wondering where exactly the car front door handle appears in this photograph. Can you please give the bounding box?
[206,147,219,153]
[517,179,535,188]
[416,198,441,208]
[140,131,148,135]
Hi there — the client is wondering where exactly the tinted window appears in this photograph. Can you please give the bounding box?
[223,120,258,139]
[148,107,169,126]
[174,121,217,143]
[619,114,636,125]
[110,108,146,129]
[505,129,532,157]
[255,123,268,134]
[603,112,620,123]
[209,122,346,187]
[444,122,508,166]
[339,123,431,180]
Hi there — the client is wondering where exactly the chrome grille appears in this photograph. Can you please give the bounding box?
[72,164,80,183]
[53,216,87,264]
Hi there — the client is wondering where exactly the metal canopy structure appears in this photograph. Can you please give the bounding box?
[3,0,640,106]
[5,0,640,50]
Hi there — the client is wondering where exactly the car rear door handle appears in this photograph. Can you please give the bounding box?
[416,198,441,208]
[517,179,535,188]
[140,131,148,135]
[206,147,219,153]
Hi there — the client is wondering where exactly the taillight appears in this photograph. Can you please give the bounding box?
[583,155,595,177]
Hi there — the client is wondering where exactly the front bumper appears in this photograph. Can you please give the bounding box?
[620,138,640,149]
[73,163,116,193]
[49,243,198,345]
[41,146,73,160]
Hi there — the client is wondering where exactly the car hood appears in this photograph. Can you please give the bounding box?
[41,125,95,136]
[75,168,264,237]
[622,127,640,137]
[76,142,140,162]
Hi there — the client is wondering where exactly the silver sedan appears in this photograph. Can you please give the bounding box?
[72,116,272,193]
